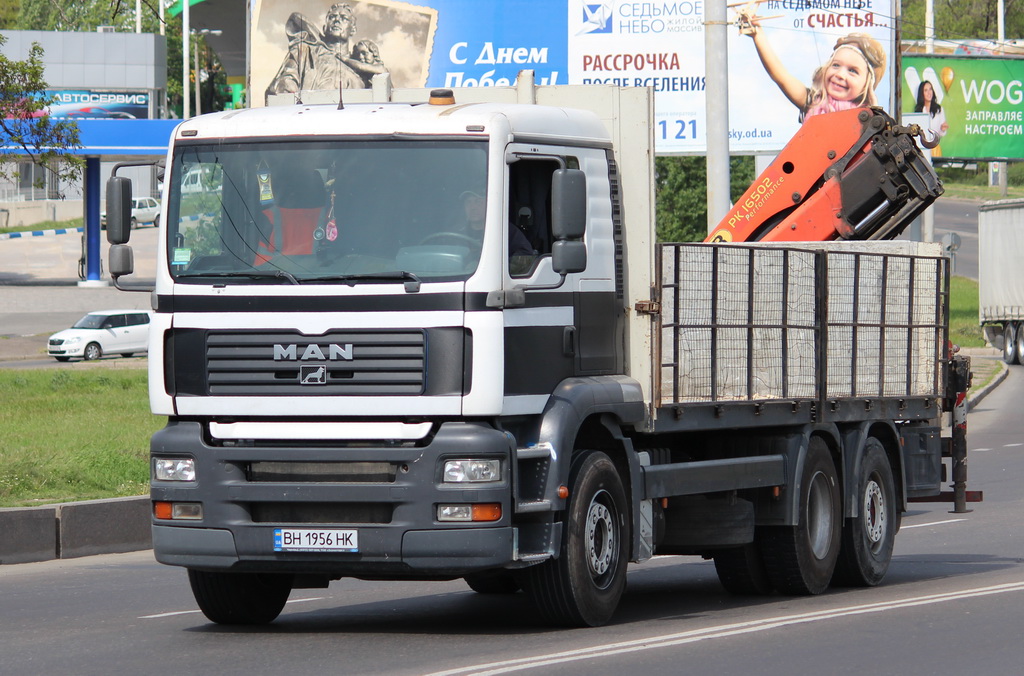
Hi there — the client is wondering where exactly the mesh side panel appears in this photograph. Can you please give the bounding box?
[659,243,944,406]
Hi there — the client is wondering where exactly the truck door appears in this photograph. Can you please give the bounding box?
[501,147,621,409]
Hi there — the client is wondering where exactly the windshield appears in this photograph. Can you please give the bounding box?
[166,140,489,284]
[72,314,106,329]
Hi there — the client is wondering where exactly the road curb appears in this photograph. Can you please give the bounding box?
[0,226,83,240]
[0,495,150,565]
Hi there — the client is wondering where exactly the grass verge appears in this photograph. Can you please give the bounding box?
[950,276,984,349]
[0,369,162,508]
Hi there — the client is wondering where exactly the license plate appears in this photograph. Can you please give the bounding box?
[274,528,358,552]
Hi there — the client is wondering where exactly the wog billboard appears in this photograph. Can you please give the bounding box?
[249,0,896,155]
[903,55,1024,161]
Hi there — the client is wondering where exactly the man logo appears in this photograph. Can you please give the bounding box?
[300,365,328,385]
[274,343,354,361]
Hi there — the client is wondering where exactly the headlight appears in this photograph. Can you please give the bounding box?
[153,457,196,482]
[443,459,501,483]
[64,336,81,345]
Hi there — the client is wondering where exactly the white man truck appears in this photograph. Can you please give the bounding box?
[105,76,973,627]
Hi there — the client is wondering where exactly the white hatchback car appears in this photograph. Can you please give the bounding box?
[47,310,152,361]
[101,196,161,230]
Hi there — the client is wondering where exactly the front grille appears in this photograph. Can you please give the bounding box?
[49,339,64,346]
[250,502,394,524]
[248,461,397,483]
[204,330,425,396]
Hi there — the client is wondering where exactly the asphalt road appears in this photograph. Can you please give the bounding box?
[2,368,1021,675]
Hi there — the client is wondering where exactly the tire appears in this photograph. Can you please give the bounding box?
[518,450,630,627]
[154,214,160,229]
[54,356,71,362]
[834,438,898,587]
[1003,323,1019,365]
[464,570,520,594]
[713,542,774,595]
[83,342,102,361]
[1016,323,1024,366]
[759,437,841,595]
[130,217,138,230]
[188,569,293,625]
[121,353,134,358]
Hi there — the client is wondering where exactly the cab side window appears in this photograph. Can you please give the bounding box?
[509,156,578,277]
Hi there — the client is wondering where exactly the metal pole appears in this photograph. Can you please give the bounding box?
[925,0,934,53]
[704,1,731,233]
[194,36,201,116]
[949,355,970,513]
[183,0,190,118]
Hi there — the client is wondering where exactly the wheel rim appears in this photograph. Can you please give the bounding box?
[585,489,617,586]
[806,470,835,560]
[863,477,887,551]
[86,344,100,360]
[1005,326,1015,360]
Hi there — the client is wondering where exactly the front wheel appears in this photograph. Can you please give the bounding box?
[83,342,102,361]
[188,569,293,625]
[759,437,841,595]
[1004,323,1019,364]
[833,439,898,587]
[518,450,630,627]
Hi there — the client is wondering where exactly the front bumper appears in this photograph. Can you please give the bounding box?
[150,420,518,577]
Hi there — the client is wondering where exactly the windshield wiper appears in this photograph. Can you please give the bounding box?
[178,270,300,285]
[301,271,422,292]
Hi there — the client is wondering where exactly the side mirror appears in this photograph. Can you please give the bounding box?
[551,169,586,240]
[106,177,133,245]
[552,240,587,274]
[109,244,135,278]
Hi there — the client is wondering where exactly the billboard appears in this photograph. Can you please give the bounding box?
[44,91,152,120]
[249,0,896,154]
[902,55,1024,161]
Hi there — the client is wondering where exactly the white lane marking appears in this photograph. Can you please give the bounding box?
[139,596,324,619]
[902,518,967,529]
[973,448,992,452]
[424,582,1024,676]
[1006,443,1023,448]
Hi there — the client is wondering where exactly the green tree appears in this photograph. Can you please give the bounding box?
[655,156,754,242]
[0,35,82,192]
[902,0,1024,44]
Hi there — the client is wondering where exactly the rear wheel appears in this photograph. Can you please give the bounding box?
[518,450,630,627]
[713,542,774,595]
[1015,323,1024,366]
[83,342,102,361]
[759,437,841,595]
[188,569,293,625]
[1004,323,1019,364]
[130,216,138,230]
[834,438,897,587]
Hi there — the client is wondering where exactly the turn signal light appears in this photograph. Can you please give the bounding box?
[153,501,203,520]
